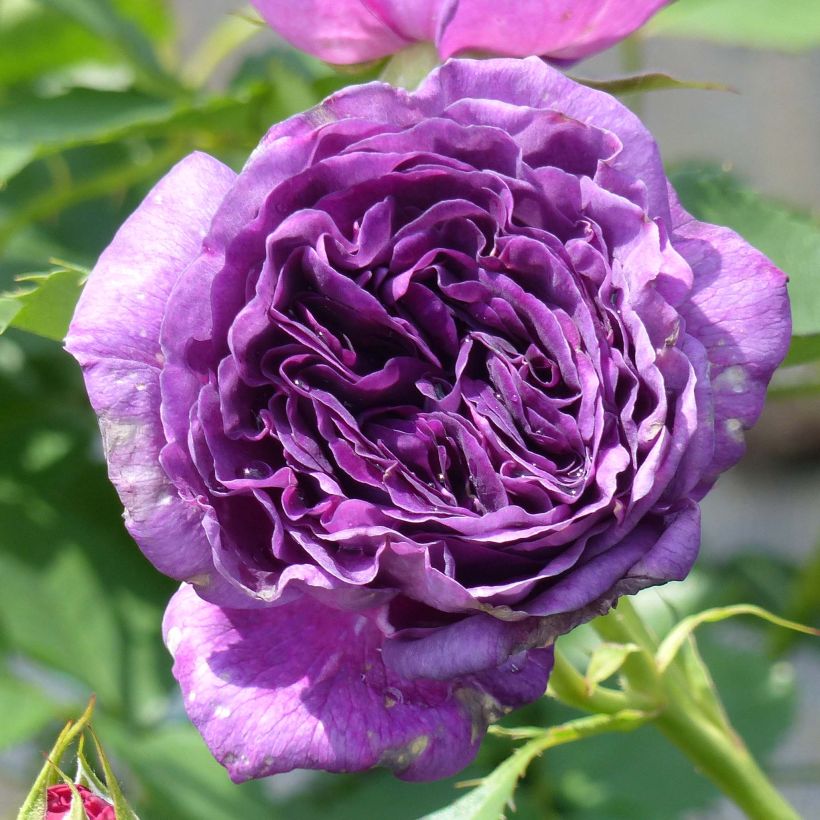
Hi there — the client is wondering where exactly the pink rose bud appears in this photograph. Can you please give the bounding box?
[46,784,116,820]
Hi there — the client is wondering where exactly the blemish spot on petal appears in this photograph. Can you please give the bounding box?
[715,365,747,395]
[725,418,744,442]
[408,736,429,756]
[383,686,403,708]
[214,705,232,719]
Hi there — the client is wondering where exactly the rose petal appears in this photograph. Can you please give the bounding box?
[437,0,669,62]
[250,0,409,64]
[672,201,791,494]
[66,153,235,580]
[164,584,552,781]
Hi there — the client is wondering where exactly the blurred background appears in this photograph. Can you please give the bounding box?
[1,1,819,817]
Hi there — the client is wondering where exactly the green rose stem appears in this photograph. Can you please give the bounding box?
[551,598,798,820]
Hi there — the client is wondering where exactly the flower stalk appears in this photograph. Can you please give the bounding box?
[550,598,799,820]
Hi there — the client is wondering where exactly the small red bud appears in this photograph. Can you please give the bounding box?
[46,784,116,820]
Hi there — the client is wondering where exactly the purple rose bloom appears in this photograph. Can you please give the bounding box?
[250,0,671,64]
[66,58,790,782]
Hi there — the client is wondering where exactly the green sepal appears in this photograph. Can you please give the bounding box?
[88,727,140,820]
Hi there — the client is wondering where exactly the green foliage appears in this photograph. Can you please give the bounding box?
[100,722,278,820]
[0,673,59,751]
[656,604,820,672]
[671,164,820,366]
[647,0,820,52]
[0,89,176,183]
[0,264,87,340]
[1,2,817,818]
[423,712,654,820]
[40,0,177,94]
[583,643,640,695]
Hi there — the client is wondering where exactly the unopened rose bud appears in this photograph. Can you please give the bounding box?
[46,784,115,820]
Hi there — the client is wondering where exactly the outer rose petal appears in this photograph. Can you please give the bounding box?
[164,585,552,781]
[671,203,791,494]
[65,153,236,580]
[436,0,670,61]
[250,0,409,64]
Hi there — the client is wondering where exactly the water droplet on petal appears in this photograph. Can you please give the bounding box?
[242,461,270,480]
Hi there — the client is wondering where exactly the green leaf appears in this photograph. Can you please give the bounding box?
[584,643,641,695]
[0,4,116,89]
[783,335,820,368]
[0,89,174,183]
[0,670,59,750]
[656,604,820,673]
[575,73,733,95]
[670,165,820,356]
[422,711,653,820]
[646,0,820,52]
[40,0,176,94]
[0,265,87,340]
[0,545,122,708]
[0,144,36,183]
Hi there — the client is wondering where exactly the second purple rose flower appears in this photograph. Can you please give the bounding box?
[250,0,672,65]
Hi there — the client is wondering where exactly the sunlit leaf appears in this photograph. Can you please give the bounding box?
[0,265,87,341]
[40,0,176,94]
